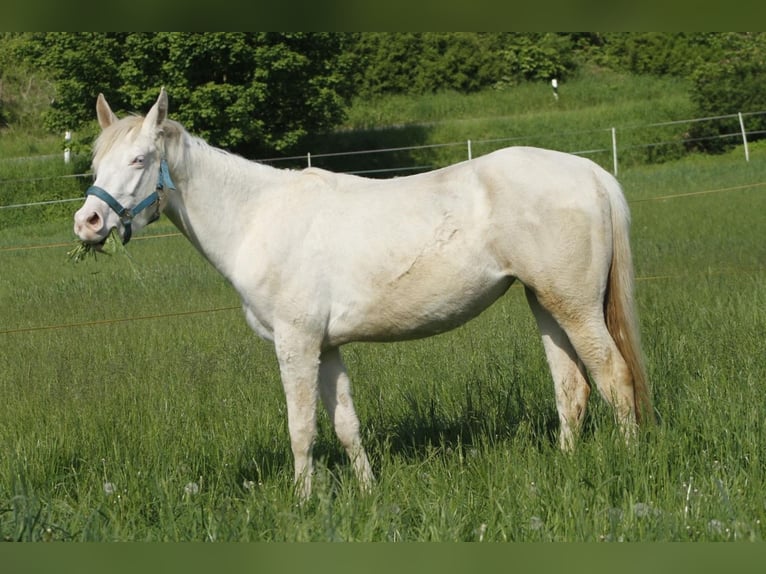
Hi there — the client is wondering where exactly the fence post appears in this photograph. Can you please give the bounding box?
[307,152,311,168]
[64,130,72,164]
[738,112,750,162]
[467,139,472,160]
[611,127,618,176]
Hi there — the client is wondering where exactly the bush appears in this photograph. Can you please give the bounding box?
[596,33,720,77]
[349,33,582,97]
[687,33,766,153]
[492,33,577,87]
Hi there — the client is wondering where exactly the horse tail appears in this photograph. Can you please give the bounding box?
[603,174,656,425]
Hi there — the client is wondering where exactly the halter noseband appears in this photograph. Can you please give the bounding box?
[85,158,175,245]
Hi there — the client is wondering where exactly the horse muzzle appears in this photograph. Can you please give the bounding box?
[73,195,114,245]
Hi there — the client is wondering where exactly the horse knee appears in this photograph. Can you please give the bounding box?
[336,413,362,447]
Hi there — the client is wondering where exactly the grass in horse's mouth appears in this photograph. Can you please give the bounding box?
[67,228,123,262]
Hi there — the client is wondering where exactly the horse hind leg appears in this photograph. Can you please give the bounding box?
[571,321,638,439]
[533,289,638,441]
[318,347,375,491]
[525,288,591,450]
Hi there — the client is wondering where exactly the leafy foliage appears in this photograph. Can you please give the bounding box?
[0,32,56,132]
[594,33,722,77]
[349,33,499,96]
[118,33,355,154]
[686,33,766,153]
[348,33,581,97]
[16,33,128,134]
[491,33,578,87]
[6,32,354,156]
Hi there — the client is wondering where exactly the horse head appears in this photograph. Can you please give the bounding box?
[73,88,174,246]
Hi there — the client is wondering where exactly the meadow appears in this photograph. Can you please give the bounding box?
[1,73,765,541]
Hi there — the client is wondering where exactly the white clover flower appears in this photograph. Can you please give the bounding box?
[184,482,200,495]
[103,482,116,496]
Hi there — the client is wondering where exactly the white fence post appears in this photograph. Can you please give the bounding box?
[611,127,618,176]
[467,139,472,160]
[64,130,72,164]
[738,112,750,162]
[307,152,311,168]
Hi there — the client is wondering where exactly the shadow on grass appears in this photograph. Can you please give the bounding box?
[232,379,569,490]
[229,385,632,492]
[376,405,560,463]
[230,414,559,493]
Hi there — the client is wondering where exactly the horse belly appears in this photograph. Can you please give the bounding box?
[327,259,513,345]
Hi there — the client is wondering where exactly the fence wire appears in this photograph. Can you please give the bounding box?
[2,109,765,211]
[1,178,764,337]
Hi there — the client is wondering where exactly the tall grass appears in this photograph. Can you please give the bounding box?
[1,142,764,541]
[302,70,695,174]
[0,145,90,228]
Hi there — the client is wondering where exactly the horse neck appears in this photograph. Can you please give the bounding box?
[163,140,281,277]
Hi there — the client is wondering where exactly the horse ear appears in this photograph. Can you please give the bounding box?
[96,93,118,130]
[143,87,168,135]
[155,87,168,124]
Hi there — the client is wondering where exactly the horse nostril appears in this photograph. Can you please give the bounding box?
[86,212,102,229]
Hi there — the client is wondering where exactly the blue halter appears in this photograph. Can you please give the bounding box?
[86,159,175,245]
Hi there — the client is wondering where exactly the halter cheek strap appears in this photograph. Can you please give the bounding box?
[85,158,176,245]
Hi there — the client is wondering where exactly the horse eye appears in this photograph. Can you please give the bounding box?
[132,155,145,166]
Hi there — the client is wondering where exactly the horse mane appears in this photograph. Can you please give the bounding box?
[157,119,194,173]
[93,115,194,171]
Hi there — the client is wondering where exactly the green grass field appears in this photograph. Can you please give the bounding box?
[1,74,765,541]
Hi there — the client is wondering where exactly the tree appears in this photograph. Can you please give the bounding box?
[119,33,355,154]
[18,32,354,156]
[18,33,128,134]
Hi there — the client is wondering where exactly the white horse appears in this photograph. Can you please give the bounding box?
[74,88,654,498]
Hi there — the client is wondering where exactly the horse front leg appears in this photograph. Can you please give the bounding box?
[274,329,321,500]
